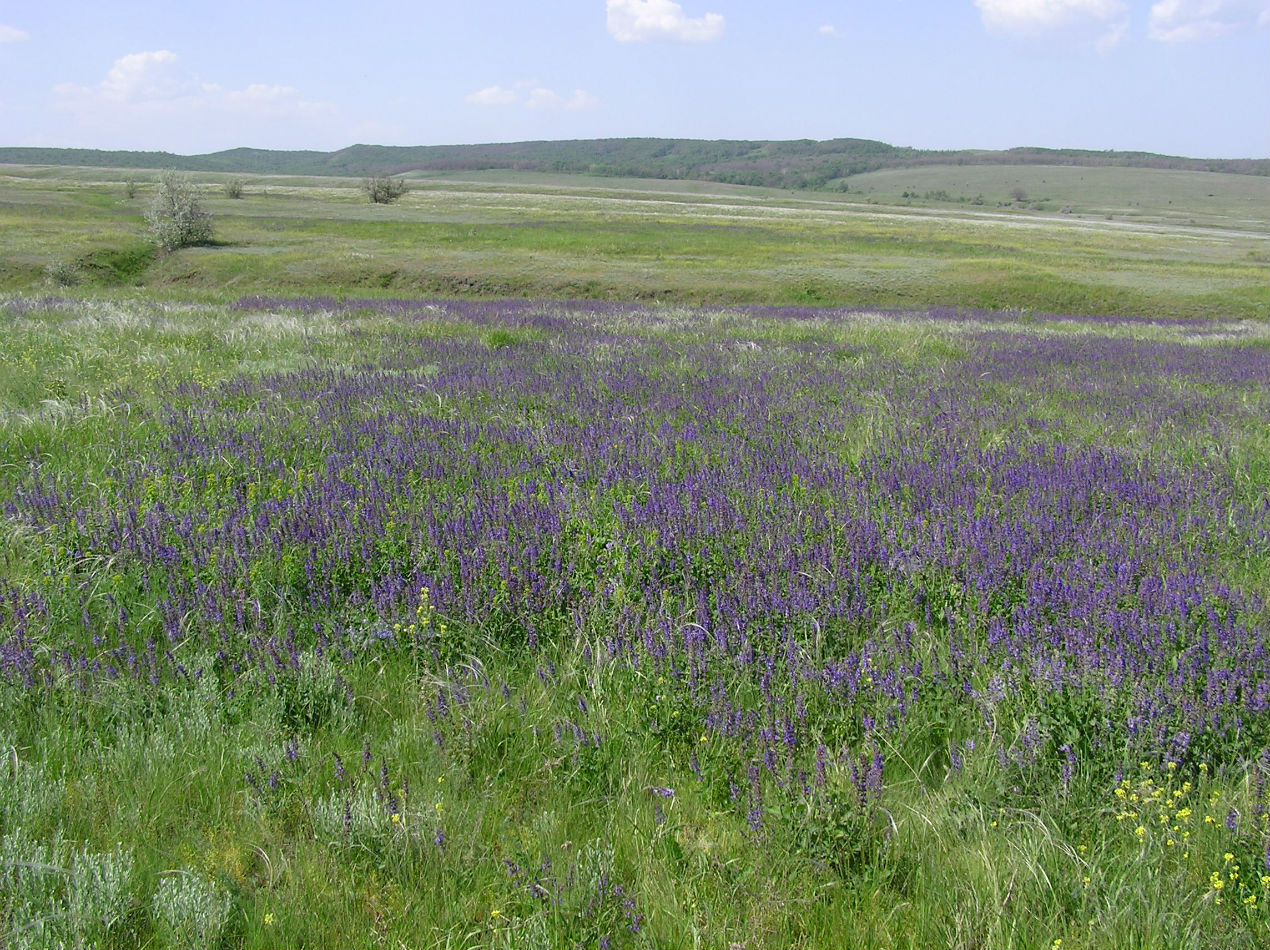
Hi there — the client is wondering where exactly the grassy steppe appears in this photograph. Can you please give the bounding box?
[1,164,1266,320]
[0,163,1267,947]
[1,295,1268,949]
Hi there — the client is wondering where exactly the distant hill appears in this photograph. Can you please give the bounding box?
[2,139,1266,189]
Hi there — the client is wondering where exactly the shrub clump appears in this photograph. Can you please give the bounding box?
[363,176,409,204]
[43,259,82,287]
[145,170,213,251]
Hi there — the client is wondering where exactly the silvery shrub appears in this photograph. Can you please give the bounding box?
[145,170,213,251]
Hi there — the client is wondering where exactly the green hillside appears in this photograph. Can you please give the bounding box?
[2,138,1266,190]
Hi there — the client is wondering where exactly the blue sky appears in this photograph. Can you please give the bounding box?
[1,1,1267,157]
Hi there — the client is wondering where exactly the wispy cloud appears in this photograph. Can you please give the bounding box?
[465,81,598,112]
[465,85,520,107]
[53,50,330,119]
[1149,0,1270,42]
[606,0,725,44]
[818,25,839,36]
[0,24,30,43]
[975,0,1129,52]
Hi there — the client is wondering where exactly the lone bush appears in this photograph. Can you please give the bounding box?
[223,178,244,199]
[44,259,82,287]
[145,171,213,251]
[363,176,409,204]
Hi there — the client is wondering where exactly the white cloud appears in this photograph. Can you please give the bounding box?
[819,25,839,36]
[93,50,197,103]
[606,0,724,43]
[1149,0,1270,42]
[975,0,1129,51]
[465,85,520,107]
[466,82,598,111]
[53,50,330,119]
[0,24,30,42]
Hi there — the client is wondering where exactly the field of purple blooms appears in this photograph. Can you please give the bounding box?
[1,295,1268,948]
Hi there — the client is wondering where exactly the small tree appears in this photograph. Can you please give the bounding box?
[145,171,213,251]
[363,176,409,204]
[1010,186,1028,203]
[223,178,244,199]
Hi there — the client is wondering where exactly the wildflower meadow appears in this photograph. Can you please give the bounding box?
[1,294,1266,947]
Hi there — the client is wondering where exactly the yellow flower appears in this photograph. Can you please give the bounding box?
[264,913,274,926]
[391,813,401,824]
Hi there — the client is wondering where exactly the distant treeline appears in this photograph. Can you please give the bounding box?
[2,138,1266,187]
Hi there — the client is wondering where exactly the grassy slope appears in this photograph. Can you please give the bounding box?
[2,165,1267,321]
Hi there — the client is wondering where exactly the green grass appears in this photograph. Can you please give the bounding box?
[1,297,1267,948]
[1,165,1265,320]
[3,611,1265,948]
[0,155,1267,946]
[842,163,1270,227]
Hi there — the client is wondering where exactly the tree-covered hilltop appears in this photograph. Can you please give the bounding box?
[2,138,1266,187]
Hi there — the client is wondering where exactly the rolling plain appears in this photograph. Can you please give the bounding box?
[1,158,1268,948]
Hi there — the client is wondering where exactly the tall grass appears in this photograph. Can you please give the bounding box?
[1,295,1267,948]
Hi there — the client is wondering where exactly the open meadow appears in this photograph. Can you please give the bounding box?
[2,162,1267,319]
[1,164,1268,948]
